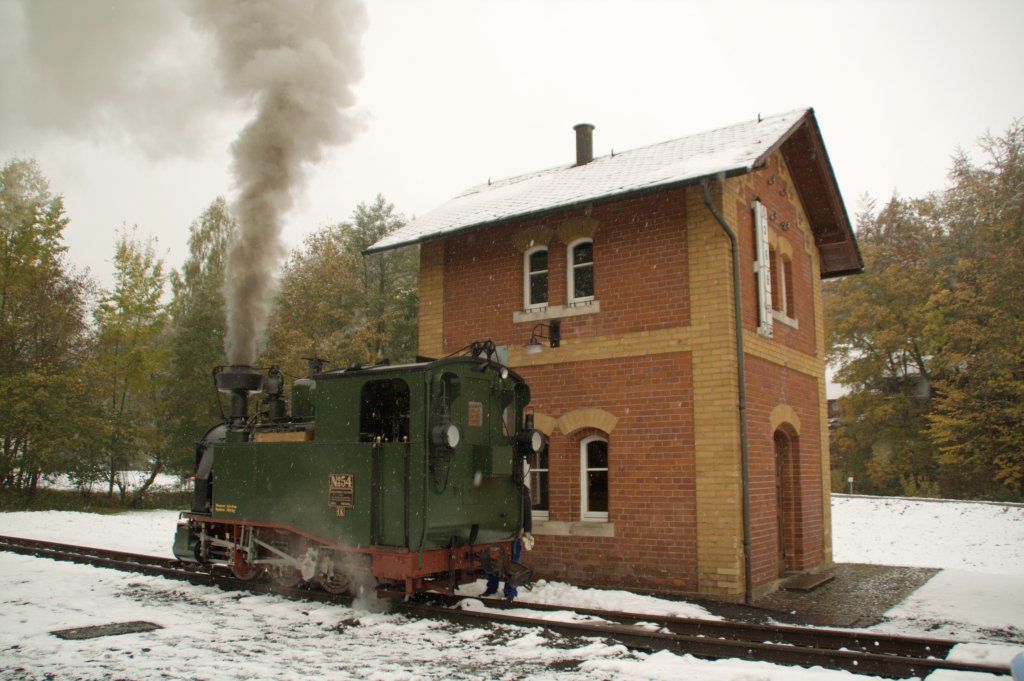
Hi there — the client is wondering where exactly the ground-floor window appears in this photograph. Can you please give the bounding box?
[528,443,549,520]
[581,435,609,521]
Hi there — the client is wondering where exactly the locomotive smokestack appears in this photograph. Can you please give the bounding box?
[214,365,265,427]
[573,123,595,166]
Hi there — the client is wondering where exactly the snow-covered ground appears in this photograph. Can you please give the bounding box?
[0,495,1021,680]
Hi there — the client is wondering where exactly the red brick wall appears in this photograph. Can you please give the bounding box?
[516,354,697,592]
[441,189,690,350]
[744,358,825,585]
[735,158,828,588]
[734,157,819,356]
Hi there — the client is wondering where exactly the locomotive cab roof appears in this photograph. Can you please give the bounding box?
[313,345,523,383]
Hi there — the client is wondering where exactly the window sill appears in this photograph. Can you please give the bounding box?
[772,310,799,330]
[513,301,600,324]
[532,520,615,538]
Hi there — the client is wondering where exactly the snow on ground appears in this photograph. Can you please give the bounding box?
[831,494,1024,649]
[832,495,1024,575]
[0,496,1021,680]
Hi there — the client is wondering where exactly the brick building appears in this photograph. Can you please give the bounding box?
[368,109,862,602]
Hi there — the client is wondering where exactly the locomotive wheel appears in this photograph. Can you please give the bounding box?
[230,551,261,581]
[318,572,351,594]
[267,532,305,588]
[270,566,303,588]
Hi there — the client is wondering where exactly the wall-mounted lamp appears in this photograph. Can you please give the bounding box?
[525,320,560,355]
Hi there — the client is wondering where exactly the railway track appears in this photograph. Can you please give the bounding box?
[0,534,1013,679]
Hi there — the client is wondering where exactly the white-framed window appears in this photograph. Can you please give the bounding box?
[527,443,549,520]
[753,200,773,338]
[778,254,795,320]
[524,246,549,310]
[567,238,594,305]
[580,435,608,521]
[769,248,797,325]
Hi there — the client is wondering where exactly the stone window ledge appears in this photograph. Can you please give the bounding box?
[772,310,799,329]
[532,520,615,538]
[513,301,600,325]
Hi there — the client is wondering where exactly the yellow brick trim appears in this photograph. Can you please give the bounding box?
[558,408,618,436]
[532,412,558,436]
[507,326,693,367]
[505,314,825,384]
[806,184,834,562]
[768,229,794,259]
[417,241,445,359]
[770,404,802,435]
[556,216,600,245]
[690,182,745,597]
[745,333,823,376]
[512,225,554,253]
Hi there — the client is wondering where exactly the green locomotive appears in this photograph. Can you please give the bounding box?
[173,342,544,597]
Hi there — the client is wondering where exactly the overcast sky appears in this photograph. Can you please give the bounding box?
[2,0,1022,289]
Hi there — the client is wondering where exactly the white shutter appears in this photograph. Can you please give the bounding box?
[753,200,773,338]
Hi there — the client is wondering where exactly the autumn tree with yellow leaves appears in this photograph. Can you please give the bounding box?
[828,121,1024,499]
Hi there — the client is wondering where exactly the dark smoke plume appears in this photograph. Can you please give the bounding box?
[187,0,368,365]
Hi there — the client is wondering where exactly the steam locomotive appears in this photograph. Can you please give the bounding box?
[173,341,544,598]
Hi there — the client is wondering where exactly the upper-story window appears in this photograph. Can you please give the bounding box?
[567,239,594,304]
[512,221,602,324]
[753,200,773,337]
[769,247,781,311]
[524,246,548,310]
[769,247,796,323]
[580,435,609,521]
[753,199,797,333]
[780,255,795,319]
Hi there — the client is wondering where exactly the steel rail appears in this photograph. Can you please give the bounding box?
[404,596,1012,679]
[0,534,1012,679]
[424,593,955,658]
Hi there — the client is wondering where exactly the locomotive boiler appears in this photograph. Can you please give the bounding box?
[173,342,544,598]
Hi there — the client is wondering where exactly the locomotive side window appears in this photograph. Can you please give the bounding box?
[359,379,411,443]
[581,436,609,521]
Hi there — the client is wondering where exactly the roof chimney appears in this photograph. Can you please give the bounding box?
[573,123,595,166]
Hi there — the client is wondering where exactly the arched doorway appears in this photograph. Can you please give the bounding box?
[773,428,798,576]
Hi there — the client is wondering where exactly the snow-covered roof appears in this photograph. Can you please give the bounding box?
[367,108,862,277]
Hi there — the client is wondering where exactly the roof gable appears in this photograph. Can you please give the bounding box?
[367,108,862,277]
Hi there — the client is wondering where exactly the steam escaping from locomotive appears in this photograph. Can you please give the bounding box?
[188,0,368,365]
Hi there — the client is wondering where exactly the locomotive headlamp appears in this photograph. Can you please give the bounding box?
[518,428,546,454]
[432,421,462,449]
